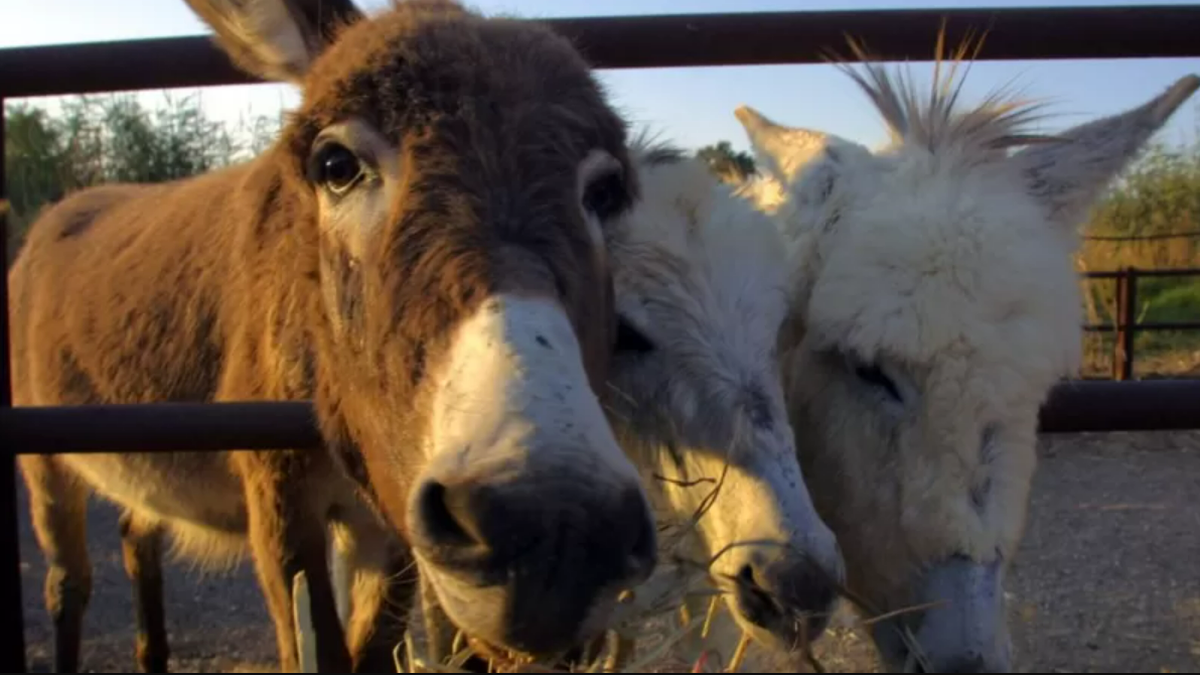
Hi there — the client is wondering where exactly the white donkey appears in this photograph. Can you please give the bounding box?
[604,136,846,654]
[318,134,849,670]
[719,52,1199,672]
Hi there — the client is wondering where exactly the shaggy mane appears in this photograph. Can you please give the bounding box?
[828,27,1064,154]
[628,127,688,167]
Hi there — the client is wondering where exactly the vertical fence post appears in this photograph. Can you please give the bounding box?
[1112,267,1138,381]
[1111,270,1126,380]
[0,96,29,673]
[1123,266,1139,381]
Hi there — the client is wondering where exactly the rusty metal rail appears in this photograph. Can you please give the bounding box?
[1080,268,1200,379]
[0,377,1193,459]
[3,5,1200,98]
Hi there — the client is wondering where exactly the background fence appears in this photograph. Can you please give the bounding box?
[4,5,1200,672]
[1083,268,1200,380]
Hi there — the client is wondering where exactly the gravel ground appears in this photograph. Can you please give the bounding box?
[16,429,1200,673]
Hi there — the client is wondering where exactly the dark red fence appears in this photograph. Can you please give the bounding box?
[4,5,1200,671]
[1082,268,1200,381]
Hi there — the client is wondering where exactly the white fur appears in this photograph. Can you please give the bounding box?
[730,64,1199,672]
[414,294,649,655]
[605,141,843,651]
[425,293,639,483]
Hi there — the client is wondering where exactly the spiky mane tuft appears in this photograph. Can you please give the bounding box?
[826,26,1065,155]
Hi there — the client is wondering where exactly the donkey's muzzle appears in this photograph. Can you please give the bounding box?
[732,551,841,648]
[872,554,1012,673]
[409,474,657,654]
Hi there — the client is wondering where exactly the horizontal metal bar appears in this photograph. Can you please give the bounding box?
[2,5,1200,98]
[1082,268,1200,279]
[1084,321,1200,332]
[1,379,1197,455]
[0,401,323,453]
[1038,379,1200,433]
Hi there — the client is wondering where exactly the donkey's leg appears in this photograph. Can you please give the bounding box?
[19,455,92,673]
[239,451,350,673]
[118,510,170,672]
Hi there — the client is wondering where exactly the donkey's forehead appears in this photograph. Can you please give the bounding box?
[615,157,790,335]
[808,157,1082,371]
[297,7,626,153]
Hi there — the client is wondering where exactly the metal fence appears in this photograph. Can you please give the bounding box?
[3,5,1200,672]
[1083,268,1200,380]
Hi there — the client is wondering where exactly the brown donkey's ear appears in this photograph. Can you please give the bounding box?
[183,0,364,84]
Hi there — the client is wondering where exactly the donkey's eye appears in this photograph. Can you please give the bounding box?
[855,363,902,402]
[309,142,364,196]
[583,171,627,220]
[615,316,654,354]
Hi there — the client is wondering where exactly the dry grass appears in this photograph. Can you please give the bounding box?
[377,444,941,675]
[386,565,945,674]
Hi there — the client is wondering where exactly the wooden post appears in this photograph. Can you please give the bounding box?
[0,96,29,674]
[1112,267,1138,381]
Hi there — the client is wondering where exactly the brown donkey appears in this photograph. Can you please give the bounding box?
[10,0,660,671]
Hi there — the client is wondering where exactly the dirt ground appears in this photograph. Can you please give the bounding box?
[15,429,1200,673]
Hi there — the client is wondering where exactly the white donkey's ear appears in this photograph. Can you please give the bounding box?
[1011,74,1200,229]
[184,0,364,83]
[734,105,861,186]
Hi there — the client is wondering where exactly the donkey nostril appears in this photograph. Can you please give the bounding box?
[735,564,781,619]
[626,515,657,580]
[619,490,657,582]
[737,564,758,586]
[415,480,476,548]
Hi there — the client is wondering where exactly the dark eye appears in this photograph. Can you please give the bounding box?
[855,363,902,402]
[614,316,654,354]
[583,171,627,220]
[308,142,364,195]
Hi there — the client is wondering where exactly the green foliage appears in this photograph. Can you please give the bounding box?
[695,141,755,182]
[5,106,73,230]
[1089,137,1200,239]
[1075,112,1200,376]
[1079,125,1200,309]
[1145,281,1200,322]
[3,91,279,264]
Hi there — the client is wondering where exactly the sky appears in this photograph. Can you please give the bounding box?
[4,0,1200,154]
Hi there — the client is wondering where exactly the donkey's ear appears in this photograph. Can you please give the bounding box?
[734,105,859,186]
[1011,74,1200,229]
[184,0,364,83]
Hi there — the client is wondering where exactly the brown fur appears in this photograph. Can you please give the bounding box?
[11,0,650,671]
